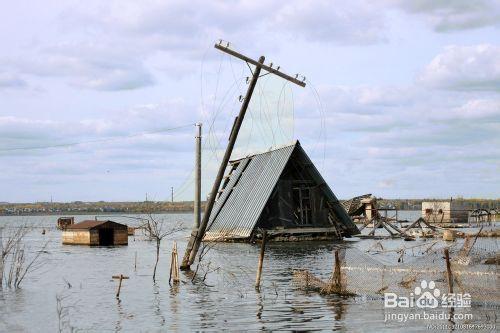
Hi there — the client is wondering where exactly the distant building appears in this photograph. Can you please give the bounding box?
[62,220,128,246]
[204,141,359,241]
[421,200,468,224]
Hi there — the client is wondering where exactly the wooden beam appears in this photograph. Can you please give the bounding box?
[214,43,306,87]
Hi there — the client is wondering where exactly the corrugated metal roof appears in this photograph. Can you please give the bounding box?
[205,142,296,240]
[204,141,358,240]
[65,220,127,230]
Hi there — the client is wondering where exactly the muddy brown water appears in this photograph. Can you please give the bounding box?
[0,213,497,332]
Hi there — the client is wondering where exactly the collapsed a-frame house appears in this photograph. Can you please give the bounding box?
[204,141,359,241]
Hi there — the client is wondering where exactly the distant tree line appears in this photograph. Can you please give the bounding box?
[377,198,500,211]
[0,201,206,215]
[0,198,498,215]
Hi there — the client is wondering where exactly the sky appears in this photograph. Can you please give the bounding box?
[0,0,499,203]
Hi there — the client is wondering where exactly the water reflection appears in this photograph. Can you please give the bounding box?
[115,297,123,332]
[152,284,166,327]
[168,283,180,331]
[327,296,347,330]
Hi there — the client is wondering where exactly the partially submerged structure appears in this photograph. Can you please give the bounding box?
[57,217,74,230]
[341,194,382,224]
[422,200,468,224]
[62,220,128,246]
[204,141,359,241]
[341,194,372,218]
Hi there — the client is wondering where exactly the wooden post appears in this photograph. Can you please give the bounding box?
[444,249,453,294]
[369,219,382,236]
[465,226,483,257]
[117,274,123,297]
[112,274,129,298]
[333,250,342,292]
[255,231,267,290]
[182,55,265,270]
[169,241,180,285]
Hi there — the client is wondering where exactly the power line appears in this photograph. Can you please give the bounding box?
[0,123,195,153]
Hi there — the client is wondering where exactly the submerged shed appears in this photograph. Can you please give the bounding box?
[62,220,128,246]
[204,141,359,241]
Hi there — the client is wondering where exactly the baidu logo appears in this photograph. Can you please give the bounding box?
[384,280,471,309]
[414,280,440,308]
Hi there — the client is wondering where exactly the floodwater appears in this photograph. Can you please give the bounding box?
[0,212,498,332]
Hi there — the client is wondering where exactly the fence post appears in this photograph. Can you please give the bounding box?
[169,241,180,285]
[255,231,267,290]
[112,274,129,298]
[444,248,453,294]
[334,250,342,292]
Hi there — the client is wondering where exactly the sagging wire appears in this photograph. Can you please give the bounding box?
[0,123,195,154]
[307,79,327,174]
[256,75,276,147]
[176,43,249,200]
[276,81,293,143]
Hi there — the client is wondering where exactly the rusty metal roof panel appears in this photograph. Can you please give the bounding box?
[65,220,127,230]
[204,142,297,240]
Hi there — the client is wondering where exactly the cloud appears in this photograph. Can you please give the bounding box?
[0,72,27,89]
[0,98,197,153]
[392,0,500,31]
[418,44,500,91]
[8,43,155,91]
[65,0,388,51]
[273,0,387,44]
[378,179,395,188]
[0,1,388,94]
[76,65,154,91]
[1,2,499,200]
[434,98,500,120]
[453,99,500,118]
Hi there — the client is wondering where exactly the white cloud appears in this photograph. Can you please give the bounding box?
[8,43,155,91]
[273,0,386,44]
[0,72,27,89]
[453,99,500,119]
[418,44,500,91]
[0,99,197,152]
[392,0,500,31]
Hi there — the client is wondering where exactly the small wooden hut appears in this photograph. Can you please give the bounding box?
[62,220,128,246]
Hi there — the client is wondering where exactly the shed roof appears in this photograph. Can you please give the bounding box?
[205,141,358,240]
[65,220,127,230]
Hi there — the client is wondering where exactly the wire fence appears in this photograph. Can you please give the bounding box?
[294,240,499,306]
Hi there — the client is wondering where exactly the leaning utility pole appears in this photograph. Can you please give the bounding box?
[180,41,305,270]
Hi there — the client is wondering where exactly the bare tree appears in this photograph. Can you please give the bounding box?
[190,242,220,284]
[1,225,30,283]
[143,214,184,283]
[1,224,48,289]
